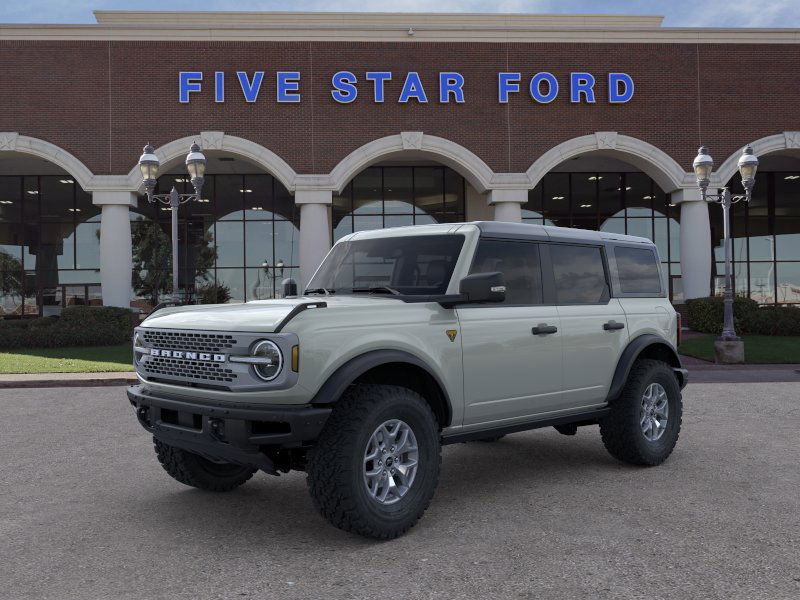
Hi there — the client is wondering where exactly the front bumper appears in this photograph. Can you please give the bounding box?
[127,384,331,473]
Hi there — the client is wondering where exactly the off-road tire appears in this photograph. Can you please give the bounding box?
[153,438,257,492]
[599,359,682,466]
[306,384,441,539]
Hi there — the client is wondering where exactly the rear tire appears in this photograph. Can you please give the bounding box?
[599,359,682,466]
[306,384,441,539]
[153,438,256,492]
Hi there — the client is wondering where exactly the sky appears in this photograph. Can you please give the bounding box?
[1,0,799,27]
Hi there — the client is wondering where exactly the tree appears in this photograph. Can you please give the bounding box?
[131,217,218,307]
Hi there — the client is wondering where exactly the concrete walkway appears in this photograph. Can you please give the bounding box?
[0,371,137,389]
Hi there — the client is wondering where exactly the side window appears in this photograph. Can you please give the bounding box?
[550,244,609,304]
[469,239,543,305]
[614,246,662,295]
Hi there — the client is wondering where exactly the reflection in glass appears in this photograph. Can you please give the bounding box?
[776,263,800,304]
[749,262,775,304]
[333,166,465,242]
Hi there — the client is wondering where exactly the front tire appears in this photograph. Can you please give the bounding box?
[599,359,682,466]
[306,384,441,539]
[153,438,256,492]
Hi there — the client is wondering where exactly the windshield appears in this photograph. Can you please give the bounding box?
[307,234,465,296]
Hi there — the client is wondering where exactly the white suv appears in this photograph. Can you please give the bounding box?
[128,221,687,539]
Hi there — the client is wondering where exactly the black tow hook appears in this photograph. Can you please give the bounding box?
[208,418,226,441]
[136,406,151,427]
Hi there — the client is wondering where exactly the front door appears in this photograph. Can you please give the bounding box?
[458,239,564,427]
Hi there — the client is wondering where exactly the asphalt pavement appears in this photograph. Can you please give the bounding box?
[1,383,798,600]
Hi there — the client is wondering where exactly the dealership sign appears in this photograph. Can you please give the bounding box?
[178,71,634,104]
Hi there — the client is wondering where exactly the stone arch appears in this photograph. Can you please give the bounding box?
[328,132,496,194]
[526,132,691,193]
[123,131,298,192]
[713,131,800,186]
[0,132,95,190]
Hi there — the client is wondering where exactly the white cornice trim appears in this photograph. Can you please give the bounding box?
[2,23,800,43]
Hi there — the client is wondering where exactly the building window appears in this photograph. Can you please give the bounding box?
[523,171,681,302]
[0,175,100,317]
[333,166,466,242]
[130,173,298,311]
[712,171,800,305]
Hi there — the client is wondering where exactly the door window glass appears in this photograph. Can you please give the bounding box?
[469,240,543,305]
[551,245,608,304]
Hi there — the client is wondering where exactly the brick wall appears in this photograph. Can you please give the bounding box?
[1,39,799,177]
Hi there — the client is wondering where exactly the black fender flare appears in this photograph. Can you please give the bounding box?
[310,349,453,426]
[606,334,687,402]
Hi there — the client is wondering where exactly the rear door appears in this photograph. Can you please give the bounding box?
[547,243,629,408]
[458,239,564,426]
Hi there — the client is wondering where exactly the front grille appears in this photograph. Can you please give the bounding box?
[142,356,238,383]
[142,330,237,353]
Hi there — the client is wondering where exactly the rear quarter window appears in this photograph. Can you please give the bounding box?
[614,246,662,295]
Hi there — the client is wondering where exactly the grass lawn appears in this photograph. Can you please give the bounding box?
[679,335,800,364]
[0,344,133,374]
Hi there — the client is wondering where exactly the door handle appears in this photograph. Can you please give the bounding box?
[532,324,558,335]
[603,320,625,331]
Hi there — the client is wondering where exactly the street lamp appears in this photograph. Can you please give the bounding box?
[138,142,206,303]
[692,144,759,360]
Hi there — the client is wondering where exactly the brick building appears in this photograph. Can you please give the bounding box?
[0,11,798,314]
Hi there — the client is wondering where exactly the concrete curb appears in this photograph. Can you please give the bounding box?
[0,372,137,389]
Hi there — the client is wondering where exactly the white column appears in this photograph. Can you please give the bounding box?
[94,191,137,308]
[674,188,712,300]
[488,188,528,223]
[296,189,332,290]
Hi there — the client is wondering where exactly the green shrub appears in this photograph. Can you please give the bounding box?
[196,282,232,305]
[685,296,800,336]
[0,306,134,349]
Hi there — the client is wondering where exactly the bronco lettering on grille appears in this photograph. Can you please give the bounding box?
[149,349,226,362]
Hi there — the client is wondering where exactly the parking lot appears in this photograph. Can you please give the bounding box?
[1,382,798,600]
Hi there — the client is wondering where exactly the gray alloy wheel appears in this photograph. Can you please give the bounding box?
[362,419,419,505]
[640,382,669,442]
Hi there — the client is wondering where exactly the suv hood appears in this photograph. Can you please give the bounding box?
[140,296,399,333]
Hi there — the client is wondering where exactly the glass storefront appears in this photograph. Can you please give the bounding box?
[333,166,466,242]
[130,173,298,311]
[523,172,682,301]
[0,176,101,316]
[713,171,800,305]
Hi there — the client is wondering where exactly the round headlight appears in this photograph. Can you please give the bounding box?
[252,340,283,381]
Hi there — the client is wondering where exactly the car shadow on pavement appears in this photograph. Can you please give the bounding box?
[124,429,637,547]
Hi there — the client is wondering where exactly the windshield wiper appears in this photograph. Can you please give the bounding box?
[351,286,401,296]
[304,288,334,296]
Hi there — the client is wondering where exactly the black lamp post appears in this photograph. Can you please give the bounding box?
[692,145,759,358]
[138,142,206,303]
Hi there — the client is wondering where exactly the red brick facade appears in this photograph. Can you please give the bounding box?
[1,39,799,176]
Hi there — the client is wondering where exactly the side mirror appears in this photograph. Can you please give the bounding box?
[282,278,298,297]
[459,272,506,304]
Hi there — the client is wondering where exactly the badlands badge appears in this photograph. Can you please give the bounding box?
[446,329,458,342]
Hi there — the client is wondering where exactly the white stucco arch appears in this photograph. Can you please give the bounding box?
[123,131,298,192]
[328,132,496,194]
[526,132,691,193]
[713,131,800,187]
[0,132,95,190]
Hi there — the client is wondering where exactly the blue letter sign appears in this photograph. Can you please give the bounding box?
[331,71,358,103]
[277,72,301,103]
[399,72,428,103]
[608,73,634,104]
[179,72,203,103]
[498,73,521,103]
[237,71,264,103]
[439,72,465,103]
